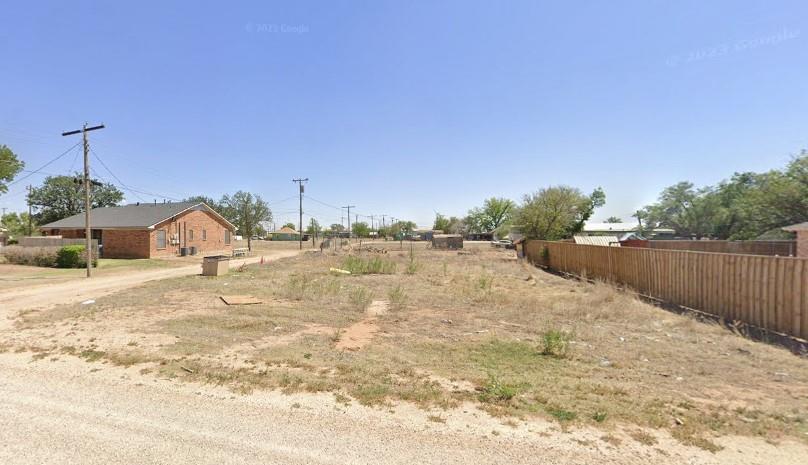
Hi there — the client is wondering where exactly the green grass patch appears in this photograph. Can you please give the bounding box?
[342,256,397,274]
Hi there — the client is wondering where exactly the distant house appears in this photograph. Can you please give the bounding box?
[413,229,442,241]
[782,222,808,258]
[432,234,463,249]
[466,232,495,241]
[582,222,675,239]
[573,235,620,246]
[40,201,235,259]
[269,226,301,241]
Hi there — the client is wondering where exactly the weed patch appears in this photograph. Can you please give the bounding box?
[342,256,396,275]
[541,330,572,358]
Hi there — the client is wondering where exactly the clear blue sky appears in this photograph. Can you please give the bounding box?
[1,1,806,229]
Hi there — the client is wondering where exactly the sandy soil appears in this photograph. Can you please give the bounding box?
[1,351,805,465]
[0,250,300,329]
[335,300,388,351]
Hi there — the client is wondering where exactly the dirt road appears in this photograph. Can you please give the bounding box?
[0,250,300,329]
[1,353,804,465]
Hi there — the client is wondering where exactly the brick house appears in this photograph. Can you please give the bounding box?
[782,222,808,258]
[40,202,236,259]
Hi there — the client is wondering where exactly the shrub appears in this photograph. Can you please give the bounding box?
[349,286,372,311]
[388,285,408,309]
[56,245,96,268]
[342,256,396,274]
[405,249,420,274]
[478,374,519,403]
[547,406,577,422]
[284,274,312,300]
[1,245,59,267]
[541,329,572,358]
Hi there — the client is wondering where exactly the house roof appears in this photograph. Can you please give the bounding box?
[274,226,299,234]
[41,202,235,230]
[573,235,621,246]
[782,222,808,232]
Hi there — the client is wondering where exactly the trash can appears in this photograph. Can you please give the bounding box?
[189,246,197,255]
[202,255,230,276]
[180,247,188,257]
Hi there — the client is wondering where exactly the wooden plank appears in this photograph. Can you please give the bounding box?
[751,256,760,326]
[801,259,808,340]
[794,259,804,339]
[767,258,777,331]
[776,258,786,333]
[782,258,799,334]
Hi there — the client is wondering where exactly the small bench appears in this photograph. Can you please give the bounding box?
[232,247,248,257]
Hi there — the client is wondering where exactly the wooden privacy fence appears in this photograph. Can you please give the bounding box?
[524,240,808,340]
[18,237,99,254]
[647,240,796,257]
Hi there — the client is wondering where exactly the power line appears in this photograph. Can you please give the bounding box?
[89,148,147,202]
[7,142,81,189]
[90,148,183,202]
[303,195,342,211]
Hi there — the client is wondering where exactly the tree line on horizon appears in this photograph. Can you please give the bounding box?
[436,152,806,241]
[2,143,805,243]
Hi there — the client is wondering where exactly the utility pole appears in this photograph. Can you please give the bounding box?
[26,185,32,236]
[292,178,308,250]
[342,205,355,240]
[62,123,104,278]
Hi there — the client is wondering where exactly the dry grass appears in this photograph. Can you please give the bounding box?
[7,243,808,450]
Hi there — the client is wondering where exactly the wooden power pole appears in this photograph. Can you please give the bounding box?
[62,123,104,278]
[342,205,355,241]
[292,178,308,250]
[26,185,32,236]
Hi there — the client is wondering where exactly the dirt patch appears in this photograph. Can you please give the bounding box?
[223,324,337,357]
[335,300,389,351]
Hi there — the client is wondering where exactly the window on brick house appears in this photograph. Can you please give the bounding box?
[202,229,207,241]
[189,229,194,241]
[224,229,231,245]
[156,230,167,249]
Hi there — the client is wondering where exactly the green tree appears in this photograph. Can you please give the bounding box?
[29,173,124,225]
[1,212,35,238]
[352,221,370,237]
[465,197,515,233]
[306,218,322,237]
[0,145,24,194]
[516,186,606,240]
[283,222,296,230]
[433,213,450,232]
[637,153,807,240]
[638,182,722,239]
[219,191,272,251]
[183,195,220,211]
[446,216,465,235]
[605,216,623,223]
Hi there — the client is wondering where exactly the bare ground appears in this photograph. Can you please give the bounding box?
[2,243,807,463]
[0,250,299,329]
